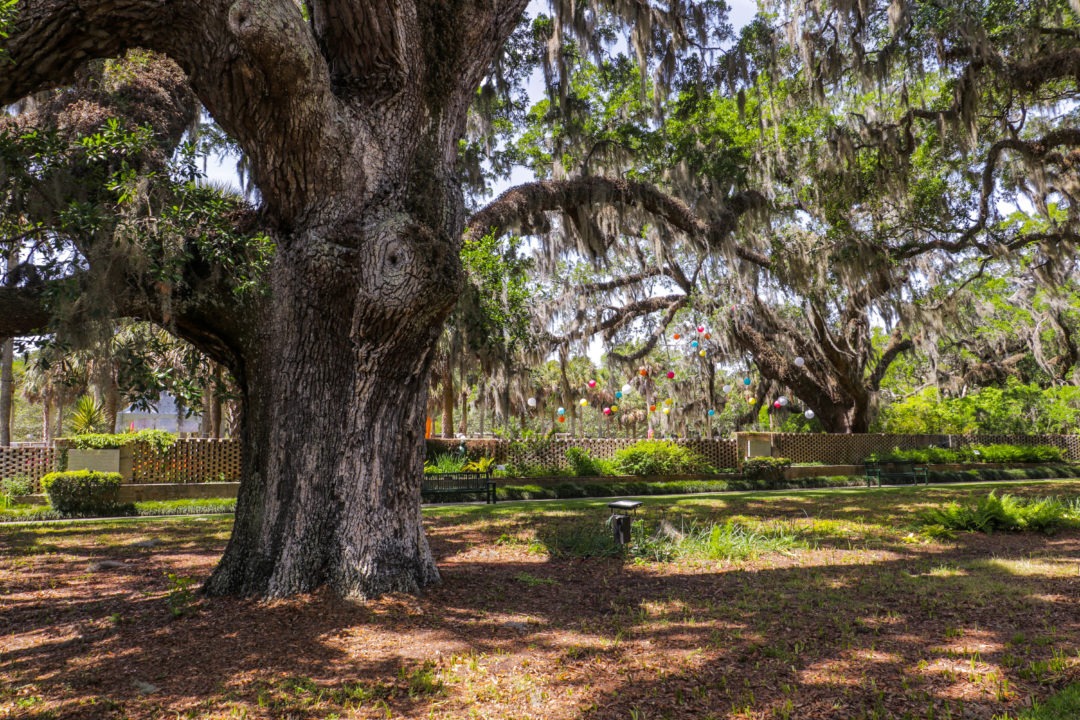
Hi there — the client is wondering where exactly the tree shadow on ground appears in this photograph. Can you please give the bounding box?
[2,507,1080,719]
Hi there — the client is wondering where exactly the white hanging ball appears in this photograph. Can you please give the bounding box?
[722,384,732,393]
[527,397,537,408]
[804,410,815,419]
[622,384,632,394]
[794,356,805,367]
[778,396,788,406]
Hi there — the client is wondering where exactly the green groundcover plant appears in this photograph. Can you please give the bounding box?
[611,440,715,476]
[918,491,1080,535]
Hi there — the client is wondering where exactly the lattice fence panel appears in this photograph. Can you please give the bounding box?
[429,438,739,471]
[130,439,242,483]
[0,447,58,489]
[770,434,949,464]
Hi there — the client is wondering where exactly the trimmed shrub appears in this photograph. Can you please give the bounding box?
[611,440,713,476]
[741,457,792,482]
[40,470,129,516]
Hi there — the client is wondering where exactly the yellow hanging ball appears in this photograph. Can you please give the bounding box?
[579,398,588,407]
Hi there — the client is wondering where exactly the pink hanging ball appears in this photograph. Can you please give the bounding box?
[666,371,675,379]
[774,401,782,408]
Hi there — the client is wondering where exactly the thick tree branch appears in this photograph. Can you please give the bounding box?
[553,294,687,347]
[466,177,768,263]
[1,0,343,225]
[0,283,55,337]
[868,330,913,391]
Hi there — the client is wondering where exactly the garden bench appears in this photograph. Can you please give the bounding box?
[864,461,929,487]
[420,471,496,504]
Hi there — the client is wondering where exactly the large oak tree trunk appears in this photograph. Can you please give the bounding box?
[205,203,460,598]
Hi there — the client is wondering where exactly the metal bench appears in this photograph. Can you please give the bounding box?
[864,461,929,487]
[420,471,496,504]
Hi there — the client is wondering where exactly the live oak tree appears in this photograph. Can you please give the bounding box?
[3,0,1078,598]
[0,0,742,598]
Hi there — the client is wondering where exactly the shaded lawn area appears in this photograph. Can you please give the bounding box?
[2,482,1080,719]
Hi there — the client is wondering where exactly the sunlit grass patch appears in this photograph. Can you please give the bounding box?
[993,682,1080,719]
[973,557,1080,578]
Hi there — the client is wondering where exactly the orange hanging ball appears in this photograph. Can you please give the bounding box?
[649,404,657,412]
[639,368,648,376]
[704,332,711,339]
[673,333,681,340]
[558,416,566,423]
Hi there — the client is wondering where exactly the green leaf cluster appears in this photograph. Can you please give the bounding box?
[611,440,714,476]
[66,429,177,454]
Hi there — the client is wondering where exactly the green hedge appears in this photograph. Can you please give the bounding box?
[868,443,1066,464]
[64,429,176,453]
[40,470,133,516]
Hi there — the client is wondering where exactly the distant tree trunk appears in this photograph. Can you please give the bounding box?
[199,366,224,438]
[41,394,52,443]
[0,338,12,447]
[440,364,454,438]
[0,246,16,446]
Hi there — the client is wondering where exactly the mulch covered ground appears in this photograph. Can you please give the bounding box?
[2,493,1080,719]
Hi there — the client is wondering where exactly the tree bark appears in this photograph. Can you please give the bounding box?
[205,222,458,597]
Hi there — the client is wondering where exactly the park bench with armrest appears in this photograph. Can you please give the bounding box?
[420,471,496,504]
[864,461,929,487]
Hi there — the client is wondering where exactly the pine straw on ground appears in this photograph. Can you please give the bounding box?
[2,484,1080,720]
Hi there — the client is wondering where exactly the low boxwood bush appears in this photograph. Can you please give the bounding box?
[741,457,792,482]
[611,440,714,476]
[40,470,132,516]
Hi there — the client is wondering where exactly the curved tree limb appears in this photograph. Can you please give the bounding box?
[1,0,343,225]
[466,177,769,263]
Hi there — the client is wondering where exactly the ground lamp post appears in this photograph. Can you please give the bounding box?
[608,500,642,546]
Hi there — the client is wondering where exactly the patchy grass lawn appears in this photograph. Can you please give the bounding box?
[2,481,1080,719]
